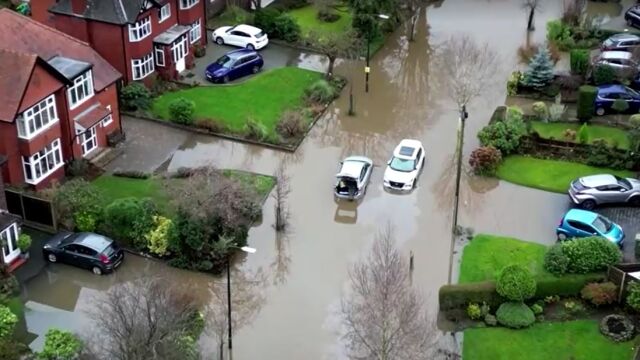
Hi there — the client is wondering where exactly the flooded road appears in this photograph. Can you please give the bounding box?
[23,1,572,358]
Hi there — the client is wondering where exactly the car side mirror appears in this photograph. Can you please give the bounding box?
[620,188,627,192]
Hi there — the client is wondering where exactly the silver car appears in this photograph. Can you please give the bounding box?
[592,51,639,76]
[334,156,373,201]
[569,174,640,209]
[601,33,640,52]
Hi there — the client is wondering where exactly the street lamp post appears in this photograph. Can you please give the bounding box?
[364,14,389,93]
[226,245,256,351]
[448,105,468,284]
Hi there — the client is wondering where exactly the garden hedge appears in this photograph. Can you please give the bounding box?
[577,85,597,122]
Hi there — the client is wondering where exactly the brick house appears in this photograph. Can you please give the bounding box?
[0,156,22,268]
[33,0,207,85]
[0,9,122,190]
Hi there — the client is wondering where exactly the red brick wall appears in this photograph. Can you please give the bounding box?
[30,0,58,27]
[0,167,6,210]
[86,21,128,86]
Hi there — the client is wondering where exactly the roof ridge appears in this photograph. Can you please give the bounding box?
[0,47,38,59]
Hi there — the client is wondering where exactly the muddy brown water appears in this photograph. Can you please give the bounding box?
[22,1,575,358]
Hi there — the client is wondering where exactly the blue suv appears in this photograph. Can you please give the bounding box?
[556,209,624,247]
[205,49,263,83]
[595,84,640,116]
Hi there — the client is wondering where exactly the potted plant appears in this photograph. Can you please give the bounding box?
[17,233,31,259]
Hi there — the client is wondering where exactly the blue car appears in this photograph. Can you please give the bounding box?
[556,209,624,247]
[205,49,263,83]
[594,84,640,116]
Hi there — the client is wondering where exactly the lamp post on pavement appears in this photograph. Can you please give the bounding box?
[365,14,389,93]
[226,245,256,351]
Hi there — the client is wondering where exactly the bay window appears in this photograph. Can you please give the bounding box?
[132,53,155,80]
[180,0,199,9]
[128,16,151,42]
[189,19,202,43]
[16,95,58,139]
[22,139,63,184]
[68,70,94,109]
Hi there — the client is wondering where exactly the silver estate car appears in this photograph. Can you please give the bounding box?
[569,174,640,210]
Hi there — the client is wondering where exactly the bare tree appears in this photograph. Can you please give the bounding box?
[523,0,541,31]
[86,278,202,360]
[306,30,361,77]
[341,225,434,360]
[272,165,290,231]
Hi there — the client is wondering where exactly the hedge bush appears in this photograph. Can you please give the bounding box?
[544,244,569,275]
[561,237,622,274]
[477,107,527,155]
[145,216,173,256]
[570,49,589,75]
[0,305,17,339]
[168,98,196,125]
[626,282,640,312]
[469,146,502,176]
[102,198,157,250]
[254,9,301,42]
[496,265,536,301]
[49,179,104,231]
[577,85,597,122]
[439,282,506,311]
[581,282,617,306]
[535,273,605,297]
[120,82,152,111]
[496,302,535,329]
[39,329,83,360]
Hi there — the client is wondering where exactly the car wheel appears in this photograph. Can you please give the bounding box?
[92,266,103,275]
[216,37,224,45]
[223,75,230,83]
[580,199,596,210]
[246,43,255,50]
[557,233,568,242]
[629,196,640,206]
[47,253,57,263]
[596,107,605,116]
[252,65,260,74]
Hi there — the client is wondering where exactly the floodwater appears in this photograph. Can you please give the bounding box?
[22,1,574,359]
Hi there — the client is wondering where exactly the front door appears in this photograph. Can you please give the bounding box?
[0,223,20,265]
[172,35,188,73]
[77,126,98,157]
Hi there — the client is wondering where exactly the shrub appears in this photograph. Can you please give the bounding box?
[581,282,617,306]
[276,110,307,138]
[477,107,527,155]
[561,236,622,274]
[578,123,589,144]
[102,198,157,250]
[254,8,281,36]
[532,102,548,122]
[305,79,336,103]
[630,114,640,127]
[611,98,630,115]
[507,71,521,96]
[17,233,31,253]
[484,314,497,326]
[556,74,583,91]
[496,265,536,301]
[563,300,585,317]
[530,303,544,315]
[549,95,566,122]
[66,159,90,178]
[243,118,267,140]
[317,9,340,22]
[522,47,554,89]
[544,243,569,275]
[570,49,589,75]
[193,44,206,58]
[145,216,173,257]
[39,329,83,360]
[120,82,152,111]
[168,98,196,125]
[0,305,17,339]
[564,129,577,141]
[468,146,502,176]
[544,295,560,304]
[220,5,253,24]
[518,44,561,65]
[467,303,482,320]
[577,85,597,122]
[536,273,606,297]
[49,179,104,230]
[547,20,571,44]
[496,302,535,329]
[626,282,640,312]
[438,282,506,311]
[586,139,628,169]
[194,118,226,133]
[188,310,205,338]
[262,13,302,42]
[74,211,97,232]
[593,65,617,86]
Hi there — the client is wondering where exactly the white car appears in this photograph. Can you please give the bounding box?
[383,139,426,191]
[334,156,373,201]
[211,24,269,50]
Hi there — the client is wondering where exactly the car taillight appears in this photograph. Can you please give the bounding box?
[99,254,110,264]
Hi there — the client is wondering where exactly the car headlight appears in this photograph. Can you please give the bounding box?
[403,183,413,189]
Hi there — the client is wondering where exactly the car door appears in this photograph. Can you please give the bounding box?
[61,244,86,267]
[567,220,596,237]
[227,31,242,46]
[231,57,248,78]
[233,31,250,47]
[415,148,424,171]
[75,245,98,269]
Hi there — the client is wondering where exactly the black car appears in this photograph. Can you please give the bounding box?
[43,232,124,275]
[625,6,640,29]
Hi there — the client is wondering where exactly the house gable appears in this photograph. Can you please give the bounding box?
[18,62,66,114]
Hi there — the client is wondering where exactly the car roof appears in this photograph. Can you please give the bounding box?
[338,157,372,178]
[579,174,617,188]
[629,5,640,14]
[393,139,422,159]
[564,209,598,223]
[600,51,632,60]
[73,233,112,252]
[607,33,640,42]
[226,49,257,58]
[597,84,627,93]
[234,24,262,35]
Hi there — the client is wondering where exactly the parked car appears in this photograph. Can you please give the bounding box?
[383,139,426,191]
[569,174,640,209]
[335,156,373,201]
[601,33,640,52]
[625,5,640,29]
[556,209,624,246]
[43,232,124,275]
[594,84,640,115]
[592,51,639,75]
[205,49,264,83]
[211,24,268,50]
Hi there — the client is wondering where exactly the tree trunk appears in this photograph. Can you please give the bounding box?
[527,8,535,31]
[410,12,418,42]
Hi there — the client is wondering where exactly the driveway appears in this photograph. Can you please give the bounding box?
[596,206,640,261]
[182,39,328,86]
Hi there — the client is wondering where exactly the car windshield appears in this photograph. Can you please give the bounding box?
[604,38,614,46]
[592,215,613,233]
[215,55,233,68]
[626,86,640,97]
[389,157,415,172]
[615,175,632,189]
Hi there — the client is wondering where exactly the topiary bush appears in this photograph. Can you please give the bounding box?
[577,85,597,122]
[168,98,196,125]
[570,49,589,75]
[468,146,503,176]
[439,282,506,311]
[544,243,569,275]
[120,82,152,111]
[17,233,31,253]
[39,329,83,360]
[581,282,617,306]
[496,302,535,329]
[496,265,536,301]
[561,236,622,274]
[0,305,17,339]
[477,107,527,155]
[531,101,549,122]
[626,282,640,312]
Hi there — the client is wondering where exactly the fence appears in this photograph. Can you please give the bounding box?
[4,189,56,233]
[607,264,640,303]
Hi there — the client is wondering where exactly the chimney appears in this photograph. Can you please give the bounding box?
[70,0,87,14]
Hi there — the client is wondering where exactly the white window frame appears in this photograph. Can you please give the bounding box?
[1,223,19,265]
[172,36,189,63]
[155,46,165,67]
[16,95,59,140]
[101,114,113,127]
[159,4,171,22]
[131,53,155,80]
[128,16,152,42]
[76,126,98,156]
[68,70,94,110]
[180,0,199,10]
[22,138,63,185]
[189,19,202,44]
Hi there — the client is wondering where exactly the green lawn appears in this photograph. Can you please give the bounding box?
[530,121,630,150]
[496,156,635,193]
[463,320,635,360]
[288,5,353,36]
[222,170,275,197]
[151,67,322,138]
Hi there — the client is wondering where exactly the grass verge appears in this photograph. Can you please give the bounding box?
[530,121,630,150]
[463,320,635,360]
[151,67,322,139]
[496,155,635,193]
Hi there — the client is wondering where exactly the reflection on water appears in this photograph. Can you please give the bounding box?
[334,201,358,224]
